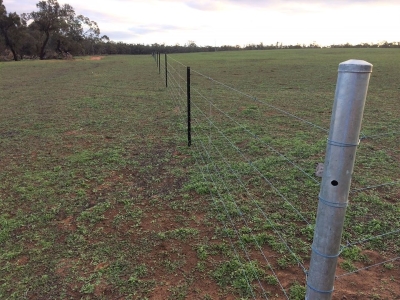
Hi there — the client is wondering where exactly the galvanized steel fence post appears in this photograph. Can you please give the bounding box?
[306,60,373,300]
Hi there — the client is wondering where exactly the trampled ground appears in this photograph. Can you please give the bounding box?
[0,50,399,299]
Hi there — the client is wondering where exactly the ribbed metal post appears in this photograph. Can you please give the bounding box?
[306,60,373,300]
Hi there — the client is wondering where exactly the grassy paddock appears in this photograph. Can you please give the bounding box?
[0,49,398,299]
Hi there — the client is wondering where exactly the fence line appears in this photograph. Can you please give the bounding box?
[155,53,400,296]
[340,228,400,251]
[194,134,277,299]
[166,61,303,297]
[188,103,274,298]
[169,54,331,134]
[350,179,400,193]
[167,61,187,83]
[163,52,399,242]
[197,119,308,274]
[164,54,398,192]
[192,69,332,134]
[190,142,259,299]
[192,86,320,185]
[360,130,399,140]
[165,66,186,98]
[167,54,187,68]
[335,256,400,278]
[165,57,293,298]
[191,98,312,226]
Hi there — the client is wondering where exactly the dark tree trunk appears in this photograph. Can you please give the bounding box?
[56,39,71,58]
[39,31,50,60]
[9,46,18,61]
[1,28,18,61]
[56,39,62,54]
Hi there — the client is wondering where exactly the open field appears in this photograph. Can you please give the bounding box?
[0,49,399,299]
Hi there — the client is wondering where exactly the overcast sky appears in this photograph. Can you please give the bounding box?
[3,0,400,46]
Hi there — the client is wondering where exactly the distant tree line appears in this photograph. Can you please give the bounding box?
[60,40,400,57]
[97,40,400,56]
[1,0,399,61]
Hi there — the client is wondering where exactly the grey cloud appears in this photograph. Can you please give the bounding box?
[129,24,186,35]
[78,9,113,23]
[106,24,189,42]
[224,0,400,4]
[185,0,400,10]
[102,30,137,42]
[3,0,36,13]
[129,26,157,35]
[184,1,222,11]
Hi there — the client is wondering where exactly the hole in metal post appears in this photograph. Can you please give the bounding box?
[331,180,339,186]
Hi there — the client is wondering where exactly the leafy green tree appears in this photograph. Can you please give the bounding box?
[0,0,26,61]
[25,0,76,59]
[55,14,100,56]
[25,0,102,58]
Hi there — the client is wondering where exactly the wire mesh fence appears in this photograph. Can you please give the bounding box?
[154,52,399,298]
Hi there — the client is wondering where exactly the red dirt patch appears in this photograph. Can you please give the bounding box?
[94,279,113,297]
[55,258,77,277]
[90,56,104,61]
[94,262,110,271]
[16,256,29,266]
[334,251,400,299]
[64,129,83,136]
[58,216,77,231]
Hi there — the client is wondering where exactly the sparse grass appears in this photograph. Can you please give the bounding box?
[213,258,265,297]
[0,49,399,299]
[289,282,306,300]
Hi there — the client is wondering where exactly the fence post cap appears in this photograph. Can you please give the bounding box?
[338,59,373,73]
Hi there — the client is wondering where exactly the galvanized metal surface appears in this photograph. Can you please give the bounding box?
[306,59,373,300]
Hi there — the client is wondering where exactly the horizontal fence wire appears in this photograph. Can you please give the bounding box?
[340,228,400,251]
[192,114,308,274]
[165,56,296,298]
[193,141,261,299]
[188,83,312,295]
[190,69,330,134]
[350,180,400,193]
[164,56,398,195]
[360,130,400,140]
[194,136,274,299]
[191,86,320,186]
[167,54,188,68]
[156,53,399,289]
[191,96,312,226]
[163,61,260,299]
[335,256,400,278]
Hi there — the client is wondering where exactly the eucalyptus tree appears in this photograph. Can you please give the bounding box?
[25,0,101,59]
[25,0,74,59]
[54,14,101,56]
[0,0,26,61]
